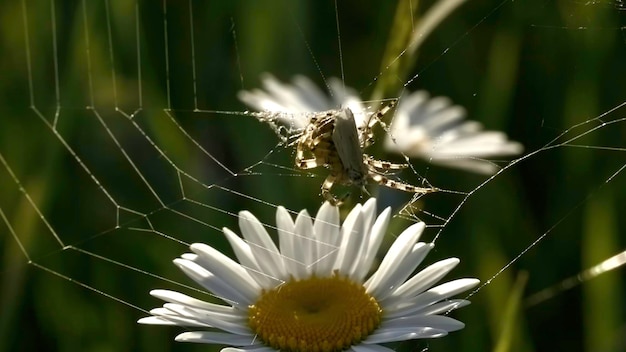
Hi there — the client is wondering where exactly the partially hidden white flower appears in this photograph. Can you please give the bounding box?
[385,90,523,174]
[238,74,523,174]
[238,73,366,132]
[139,198,479,351]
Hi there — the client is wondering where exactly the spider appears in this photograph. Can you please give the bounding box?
[295,99,438,205]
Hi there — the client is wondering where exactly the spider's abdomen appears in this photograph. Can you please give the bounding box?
[332,108,368,185]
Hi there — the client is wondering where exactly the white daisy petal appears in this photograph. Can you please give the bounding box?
[293,209,316,278]
[383,315,465,332]
[332,204,362,272]
[152,299,245,326]
[275,206,298,275]
[350,344,396,352]
[237,74,325,131]
[421,277,480,300]
[222,228,275,288]
[389,257,460,299]
[431,131,523,157]
[222,347,276,352]
[373,242,433,301]
[141,199,477,350]
[327,77,365,120]
[292,75,332,110]
[340,212,366,278]
[354,207,391,282]
[255,76,299,110]
[342,203,362,233]
[388,91,523,174]
[397,91,428,122]
[387,278,480,317]
[138,312,209,327]
[237,89,281,111]
[162,304,252,335]
[161,303,199,319]
[173,259,251,306]
[262,76,306,108]
[409,299,472,316]
[361,198,378,234]
[137,310,204,328]
[364,222,426,296]
[421,105,466,131]
[175,331,258,345]
[180,253,198,261]
[420,96,456,119]
[238,211,287,279]
[149,290,241,317]
[363,327,448,343]
[312,201,341,276]
[147,306,215,326]
[189,243,261,298]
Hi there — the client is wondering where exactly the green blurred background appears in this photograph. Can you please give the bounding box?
[1,0,625,351]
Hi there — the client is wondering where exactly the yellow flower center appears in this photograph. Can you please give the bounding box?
[248,273,383,352]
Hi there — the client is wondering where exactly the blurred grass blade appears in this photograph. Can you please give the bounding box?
[583,196,623,352]
[493,271,528,352]
[372,0,467,101]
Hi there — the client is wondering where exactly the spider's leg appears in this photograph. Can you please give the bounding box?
[365,98,398,130]
[321,174,339,205]
[321,173,349,206]
[298,146,335,171]
[369,173,438,194]
[295,137,314,169]
[286,131,304,147]
[297,157,323,169]
[364,155,409,171]
[360,185,371,197]
[314,115,336,132]
[296,128,330,168]
[359,99,398,148]
[309,134,333,151]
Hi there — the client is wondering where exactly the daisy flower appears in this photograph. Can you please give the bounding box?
[238,73,365,132]
[238,74,522,174]
[139,199,479,351]
[384,90,524,174]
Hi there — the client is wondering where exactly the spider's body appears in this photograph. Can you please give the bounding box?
[294,101,438,204]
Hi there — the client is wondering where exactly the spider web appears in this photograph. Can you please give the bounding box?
[0,0,625,351]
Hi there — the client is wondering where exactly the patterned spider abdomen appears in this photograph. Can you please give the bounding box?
[293,101,437,205]
[331,108,368,186]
